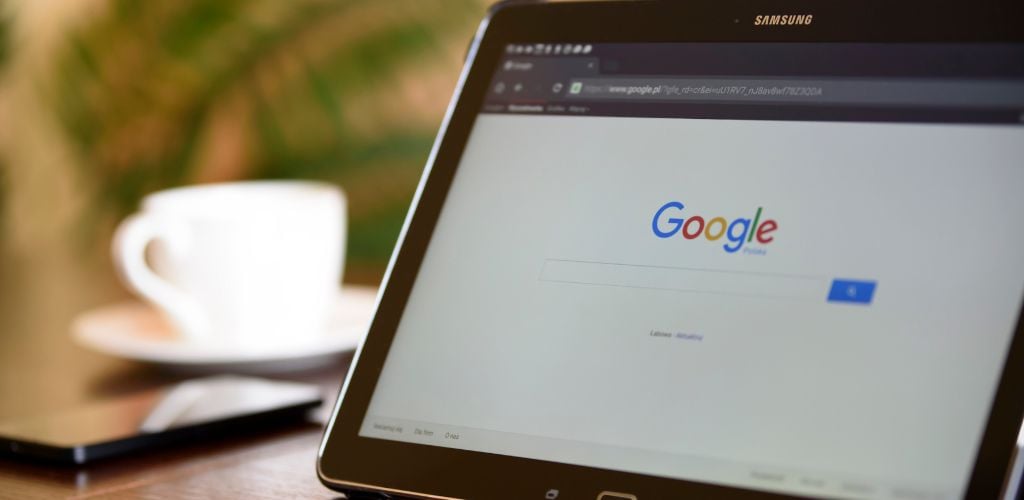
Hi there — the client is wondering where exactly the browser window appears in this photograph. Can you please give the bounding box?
[359,43,1024,499]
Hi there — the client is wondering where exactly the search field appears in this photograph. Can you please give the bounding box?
[539,259,827,301]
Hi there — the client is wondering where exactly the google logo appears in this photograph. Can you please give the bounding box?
[652,202,778,253]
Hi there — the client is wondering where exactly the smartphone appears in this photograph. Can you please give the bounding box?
[0,375,322,464]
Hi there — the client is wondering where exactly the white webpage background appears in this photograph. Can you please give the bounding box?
[363,115,1024,495]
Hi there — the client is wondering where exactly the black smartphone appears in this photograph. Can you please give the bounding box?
[0,375,322,464]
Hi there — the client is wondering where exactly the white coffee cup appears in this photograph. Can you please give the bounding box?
[112,181,345,348]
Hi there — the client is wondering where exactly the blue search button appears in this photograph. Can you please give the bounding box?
[827,279,876,305]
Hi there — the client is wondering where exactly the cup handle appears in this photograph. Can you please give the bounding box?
[111,213,210,342]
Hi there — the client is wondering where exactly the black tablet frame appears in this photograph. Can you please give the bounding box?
[318,1,1024,498]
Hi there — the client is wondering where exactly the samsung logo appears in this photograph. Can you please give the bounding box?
[754,14,813,26]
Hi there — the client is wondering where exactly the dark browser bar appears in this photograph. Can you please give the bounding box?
[564,77,1024,109]
[484,45,1024,123]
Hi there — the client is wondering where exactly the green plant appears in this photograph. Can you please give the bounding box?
[52,0,483,275]
[0,11,8,68]
[0,11,9,237]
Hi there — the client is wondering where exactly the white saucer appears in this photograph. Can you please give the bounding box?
[71,285,378,373]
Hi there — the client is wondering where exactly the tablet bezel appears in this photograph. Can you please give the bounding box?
[318,1,1024,498]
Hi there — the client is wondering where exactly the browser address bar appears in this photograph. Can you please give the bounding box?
[564,77,1024,108]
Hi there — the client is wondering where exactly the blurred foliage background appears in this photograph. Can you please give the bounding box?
[0,10,7,67]
[0,8,9,238]
[0,0,487,283]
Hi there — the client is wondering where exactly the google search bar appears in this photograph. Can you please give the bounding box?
[539,259,827,301]
[564,77,1024,109]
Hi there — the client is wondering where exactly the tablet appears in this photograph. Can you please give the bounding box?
[318,1,1024,498]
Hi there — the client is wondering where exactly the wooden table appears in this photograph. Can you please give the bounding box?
[0,241,362,499]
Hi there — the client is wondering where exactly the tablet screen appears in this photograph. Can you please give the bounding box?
[359,43,1024,499]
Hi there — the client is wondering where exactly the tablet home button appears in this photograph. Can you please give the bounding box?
[597,492,637,500]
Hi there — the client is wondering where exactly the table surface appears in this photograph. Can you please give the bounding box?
[0,241,360,499]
